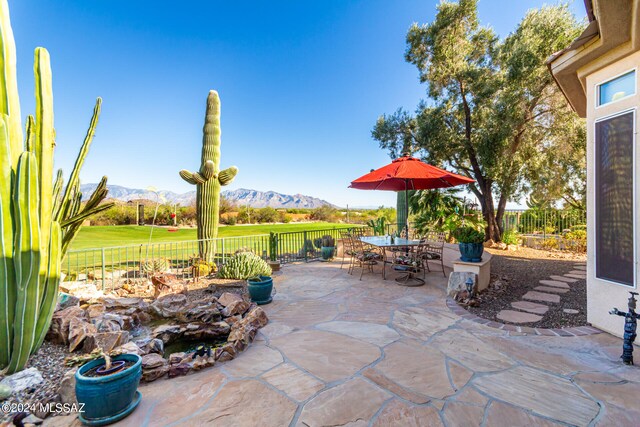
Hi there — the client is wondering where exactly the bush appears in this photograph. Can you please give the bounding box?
[255,207,279,223]
[540,238,559,250]
[218,252,272,279]
[322,235,335,247]
[562,229,586,253]
[501,229,521,246]
[452,226,485,244]
[309,205,338,222]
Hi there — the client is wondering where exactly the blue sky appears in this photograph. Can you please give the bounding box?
[10,1,585,208]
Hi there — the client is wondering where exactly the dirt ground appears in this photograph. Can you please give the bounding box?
[466,246,587,329]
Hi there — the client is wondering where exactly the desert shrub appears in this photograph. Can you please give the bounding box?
[255,207,279,223]
[218,252,272,279]
[221,215,237,225]
[501,229,521,246]
[322,235,335,247]
[309,205,338,222]
[452,226,485,244]
[540,238,559,250]
[562,229,586,253]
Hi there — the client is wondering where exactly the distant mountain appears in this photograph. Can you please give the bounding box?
[80,184,334,209]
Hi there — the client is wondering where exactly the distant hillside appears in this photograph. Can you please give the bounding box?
[80,184,335,209]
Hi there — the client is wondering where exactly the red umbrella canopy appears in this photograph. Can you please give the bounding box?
[350,156,474,191]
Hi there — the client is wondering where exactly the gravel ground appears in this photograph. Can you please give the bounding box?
[466,246,587,329]
[0,341,70,423]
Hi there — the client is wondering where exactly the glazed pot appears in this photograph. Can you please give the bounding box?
[75,353,142,426]
[247,275,273,305]
[320,246,335,261]
[458,242,484,262]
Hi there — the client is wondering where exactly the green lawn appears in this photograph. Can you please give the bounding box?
[69,222,350,250]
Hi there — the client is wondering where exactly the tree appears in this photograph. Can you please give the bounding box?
[373,0,585,241]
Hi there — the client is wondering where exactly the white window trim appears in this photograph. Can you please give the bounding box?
[594,108,637,288]
[595,68,637,109]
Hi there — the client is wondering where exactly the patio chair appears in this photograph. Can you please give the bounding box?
[339,231,356,270]
[350,235,381,280]
[422,231,446,277]
[390,239,429,286]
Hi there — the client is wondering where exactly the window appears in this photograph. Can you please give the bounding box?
[595,111,635,286]
[598,70,636,106]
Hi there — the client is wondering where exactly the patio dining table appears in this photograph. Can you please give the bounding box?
[359,235,424,285]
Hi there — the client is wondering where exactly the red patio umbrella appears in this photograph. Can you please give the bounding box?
[349,156,475,235]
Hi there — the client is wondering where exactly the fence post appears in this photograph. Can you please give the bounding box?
[101,248,106,291]
[304,231,308,263]
[543,210,547,240]
[221,238,225,265]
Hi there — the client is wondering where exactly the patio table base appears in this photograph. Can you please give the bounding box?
[394,273,425,287]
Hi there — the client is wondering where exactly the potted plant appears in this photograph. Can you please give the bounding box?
[453,226,485,262]
[247,275,274,305]
[268,232,281,271]
[75,350,142,426]
[320,235,336,261]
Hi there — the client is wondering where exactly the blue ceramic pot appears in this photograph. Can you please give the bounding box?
[458,242,484,262]
[247,275,273,305]
[75,353,142,425]
[321,246,335,260]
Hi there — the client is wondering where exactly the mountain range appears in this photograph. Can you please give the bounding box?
[79,184,335,209]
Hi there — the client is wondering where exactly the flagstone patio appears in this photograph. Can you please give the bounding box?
[49,261,640,427]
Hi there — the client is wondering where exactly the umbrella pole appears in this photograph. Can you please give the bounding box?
[405,179,409,239]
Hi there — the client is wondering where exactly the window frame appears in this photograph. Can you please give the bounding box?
[595,68,637,109]
[594,108,637,288]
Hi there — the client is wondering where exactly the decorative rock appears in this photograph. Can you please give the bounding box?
[139,338,164,355]
[182,322,230,341]
[563,309,580,314]
[142,364,169,382]
[67,317,97,352]
[86,304,106,319]
[169,352,186,365]
[115,342,143,355]
[511,301,549,315]
[483,239,495,248]
[142,353,167,369]
[151,324,184,343]
[218,292,242,307]
[83,331,129,353]
[151,273,186,298]
[0,384,11,401]
[0,367,43,393]
[191,355,215,370]
[539,280,569,289]
[446,272,477,298]
[497,310,543,324]
[176,301,222,324]
[495,242,507,250]
[522,291,560,304]
[221,300,250,317]
[46,306,86,345]
[103,297,148,312]
[534,286,569,294]
[214,343,237,362]
[150,294,188,318]
[168,363,191,378]
[58,368,78,405]
[55,293,80,312]
[93,313,124,332]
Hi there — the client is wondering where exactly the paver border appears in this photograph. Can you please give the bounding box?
[446,298,603,337]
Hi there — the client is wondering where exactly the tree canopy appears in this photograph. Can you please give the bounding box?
[372,0,586,240]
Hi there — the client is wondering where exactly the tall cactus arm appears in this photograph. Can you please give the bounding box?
[51,169,63,206]
[55,98,100,222]
[0,115,14,368]
[32,221,60,352]
[60,203,113,229]
[218,166,238,186]
[24,115,34,152]
[201,160,215,180]
[7,152,41,374]
[34,47,54,267]
[0,0,22,167]
[179,169,197,185]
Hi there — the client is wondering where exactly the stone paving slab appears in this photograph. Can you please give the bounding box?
[497,310,543,324]
[539,279,570,289]
[511,300,549,315]
[534,285,569,294]
[565,273,586,279]
[549,275,579,283]
[523,290,561,303]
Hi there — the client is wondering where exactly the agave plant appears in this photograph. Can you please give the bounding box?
[0,0,112,373]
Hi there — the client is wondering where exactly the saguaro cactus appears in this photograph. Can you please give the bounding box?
[0,0,112,373]
[180,91,238,262]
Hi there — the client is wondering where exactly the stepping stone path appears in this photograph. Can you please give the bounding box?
[497,262,586,326]
[497,310,543,324]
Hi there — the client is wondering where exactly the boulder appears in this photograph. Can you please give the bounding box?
[176,302,221,324]
[55,293,80,312]
[495,242,507,250]
[221,300,250,317]
[68,317,97,352]
[214,343,236,363]
[114,342,143,356]
[83,331,129,353]
[103,297,148,312]
[151,324,184,343]
[138,338,164,355]
[142,353,167,370]
[86,304,106,320]
[47,306,87,345]
[218,292,242,308]
[483,239,495,248]
[168,363,191,378]
[0,367,43,393]
[151,273,187,299]
[0,384,11,401]
[150,294,187,318]
[58,368,78,405]
[191,355,215,371]
[93,313,124,333]
[142,365,169,382]
[447,272,477,298]
[182,322,230,341]
[169,352,186,365]
[244,307,269,329]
